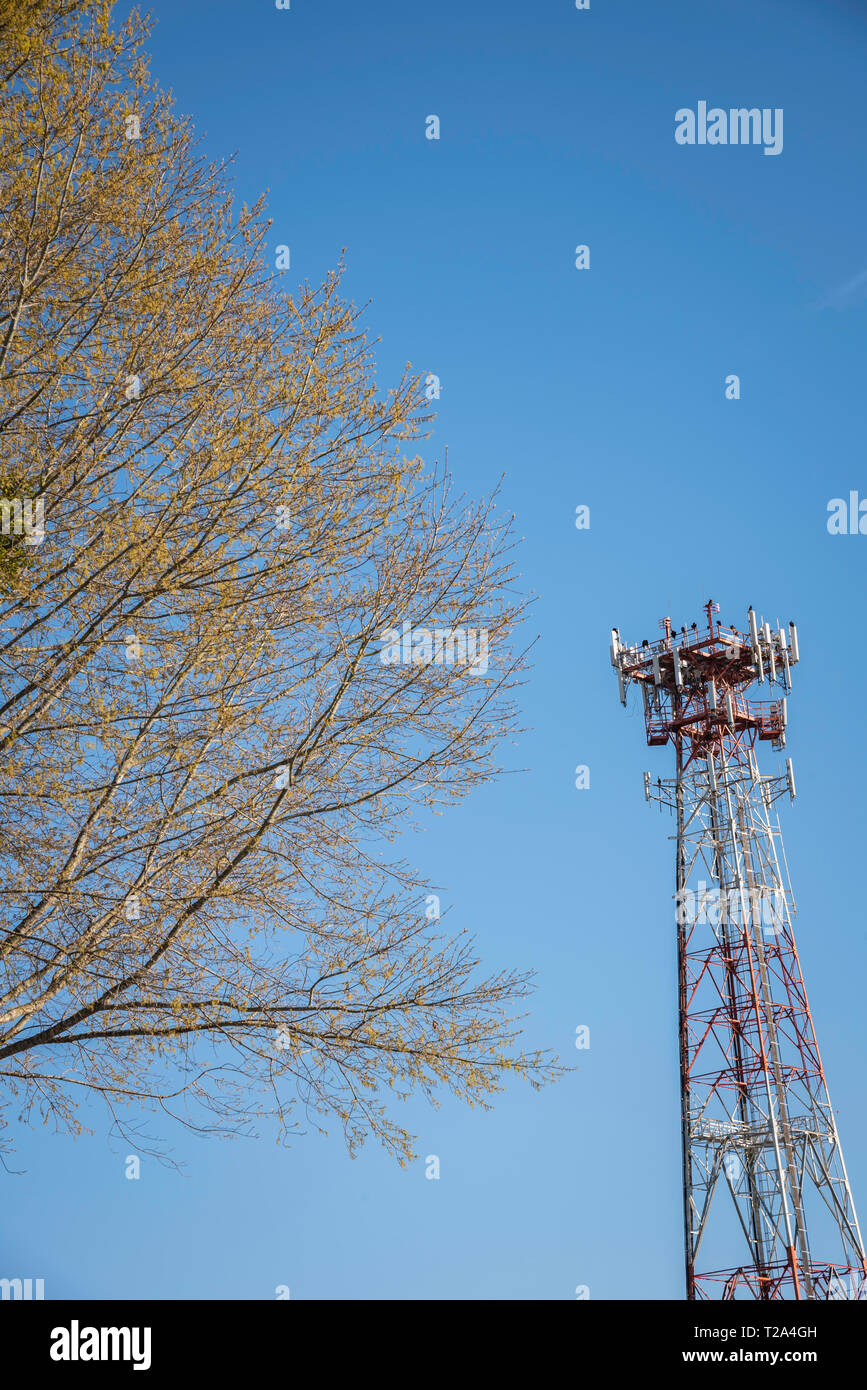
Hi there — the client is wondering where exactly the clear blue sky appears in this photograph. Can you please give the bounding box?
[5,0,867,1299]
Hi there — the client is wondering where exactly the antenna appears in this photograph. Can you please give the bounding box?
[609,601,865,1302]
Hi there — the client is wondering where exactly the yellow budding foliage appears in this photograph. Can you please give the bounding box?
[0,1,560,1164]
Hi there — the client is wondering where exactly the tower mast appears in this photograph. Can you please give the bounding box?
[612,603,866,1299]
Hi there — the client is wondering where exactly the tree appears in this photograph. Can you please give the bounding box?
[0,0,86,83]
[0,0,557,1164]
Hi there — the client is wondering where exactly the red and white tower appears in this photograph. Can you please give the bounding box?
[612,600,866,1300]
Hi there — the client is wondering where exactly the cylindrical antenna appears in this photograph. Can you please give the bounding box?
[672,647,683,689]
[779,633,792,690]
[748,608,764,681]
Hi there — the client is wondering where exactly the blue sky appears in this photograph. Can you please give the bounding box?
[5,0,867,1299]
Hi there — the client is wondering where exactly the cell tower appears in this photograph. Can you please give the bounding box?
[611,600,866,1301]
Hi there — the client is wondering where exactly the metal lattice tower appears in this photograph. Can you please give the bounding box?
[612,600,866,1300]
